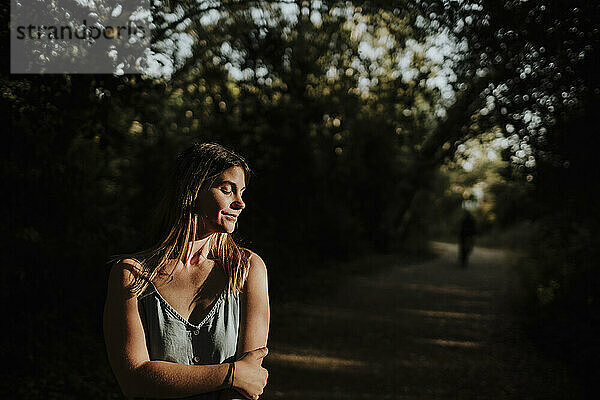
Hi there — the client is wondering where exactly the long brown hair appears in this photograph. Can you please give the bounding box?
[117,142,251,297]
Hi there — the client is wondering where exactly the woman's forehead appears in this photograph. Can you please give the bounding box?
[218,166,246,186]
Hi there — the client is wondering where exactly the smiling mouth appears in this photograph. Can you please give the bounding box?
[222,212,239,220]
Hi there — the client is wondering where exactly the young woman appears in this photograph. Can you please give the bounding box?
[104,143,270,400]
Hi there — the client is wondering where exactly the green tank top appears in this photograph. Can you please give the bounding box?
[136,282,240,400]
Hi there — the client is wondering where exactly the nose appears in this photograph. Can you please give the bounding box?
[232,193,245,210]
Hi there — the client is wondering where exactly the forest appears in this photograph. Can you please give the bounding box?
[2,0,599,398]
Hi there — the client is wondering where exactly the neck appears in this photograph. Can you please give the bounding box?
[185,233,213,266]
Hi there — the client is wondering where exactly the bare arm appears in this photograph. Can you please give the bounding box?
[238,252,271,355]
[220,252,271,400]
[103,260,267,399]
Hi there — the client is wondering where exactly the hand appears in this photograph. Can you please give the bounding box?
[232,347,269,400]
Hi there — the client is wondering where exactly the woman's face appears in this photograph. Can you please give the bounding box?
[195,166,246,235]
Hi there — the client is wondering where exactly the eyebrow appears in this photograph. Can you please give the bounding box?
[217,180,246,191]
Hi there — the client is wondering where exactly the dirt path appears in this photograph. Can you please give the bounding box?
[262,242,582,399]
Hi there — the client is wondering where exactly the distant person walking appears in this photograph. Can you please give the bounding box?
[459,210,476,267]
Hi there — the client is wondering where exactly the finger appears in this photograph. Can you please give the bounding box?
[254,347,268,359]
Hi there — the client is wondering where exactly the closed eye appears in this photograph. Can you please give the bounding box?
[216,180,245,196]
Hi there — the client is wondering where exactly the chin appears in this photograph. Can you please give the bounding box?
[222,224,236,234]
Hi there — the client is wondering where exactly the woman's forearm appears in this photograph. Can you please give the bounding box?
[122,360,231,399]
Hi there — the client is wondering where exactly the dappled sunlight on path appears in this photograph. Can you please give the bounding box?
[262,242,581,399]
[268,347,369,371]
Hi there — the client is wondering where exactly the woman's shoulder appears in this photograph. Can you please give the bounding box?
[242,249,267,271]
[241,249,268,291]
[108,258,147,293]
